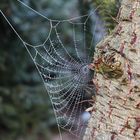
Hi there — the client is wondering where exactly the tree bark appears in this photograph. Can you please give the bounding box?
[84,0,140,139]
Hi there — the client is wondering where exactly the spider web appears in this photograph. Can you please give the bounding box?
[0,1,99,139]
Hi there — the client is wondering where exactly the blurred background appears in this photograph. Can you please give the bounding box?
[0,0,119,140]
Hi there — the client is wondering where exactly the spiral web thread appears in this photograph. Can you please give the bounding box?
[0,0,98,139]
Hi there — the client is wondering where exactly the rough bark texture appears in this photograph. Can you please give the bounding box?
[84,0,140,139]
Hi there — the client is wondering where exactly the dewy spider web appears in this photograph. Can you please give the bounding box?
[0,0,98,139]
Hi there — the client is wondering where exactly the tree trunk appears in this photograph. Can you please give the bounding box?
[84,0,140,139]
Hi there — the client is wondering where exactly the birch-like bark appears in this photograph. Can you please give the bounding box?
[84,0,140,139]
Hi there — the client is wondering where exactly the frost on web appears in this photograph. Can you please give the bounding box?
[1,0,97,138]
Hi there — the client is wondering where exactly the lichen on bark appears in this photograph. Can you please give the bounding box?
[84,0,140,139]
